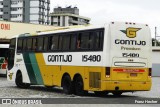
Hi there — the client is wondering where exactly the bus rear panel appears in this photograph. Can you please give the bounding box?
[101,22,151,91]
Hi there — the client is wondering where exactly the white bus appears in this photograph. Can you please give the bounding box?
[0,44,9,76]
[7,22,152,96]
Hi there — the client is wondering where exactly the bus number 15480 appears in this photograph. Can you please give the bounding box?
[122,53,139,57]
[82,55,101,62]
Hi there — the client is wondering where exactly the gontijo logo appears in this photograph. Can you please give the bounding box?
[120,27,141,38]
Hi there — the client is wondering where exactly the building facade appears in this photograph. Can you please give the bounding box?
[50,6,90,27]
[152,47,160,76]
[0,0,50,25]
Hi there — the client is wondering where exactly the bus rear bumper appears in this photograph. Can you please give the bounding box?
[100,80,152,91]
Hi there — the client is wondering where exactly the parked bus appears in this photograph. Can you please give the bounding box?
[0,44,9,76]
[7,22,152,96]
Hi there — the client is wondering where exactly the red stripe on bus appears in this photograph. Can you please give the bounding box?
[113,69,145,72]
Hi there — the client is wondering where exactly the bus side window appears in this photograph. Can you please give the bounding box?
[95,31,104,50]
[17,39,23,52]
[89,32,94,49]
[77,33,81,49]
[27,38,32,51]
[22,39,27,51]
[32,38,37,51]
[59,35,63,50]
[62,34,70,51]
[50,36,58,50]
[43,37,48,51]
[70,34,76,50]
[37,37,44,51]
[80,32,89,49]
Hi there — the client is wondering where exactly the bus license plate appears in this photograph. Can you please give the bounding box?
[130,73,137,77]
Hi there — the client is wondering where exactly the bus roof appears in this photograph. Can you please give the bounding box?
[37,25,104,36]
[15,24,104,38]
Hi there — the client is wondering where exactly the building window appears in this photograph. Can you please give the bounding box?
[11,15,18,18]
[11,8,18,11]
[11,1,18,5]
[4,12,8,14]
[4,5,8,7]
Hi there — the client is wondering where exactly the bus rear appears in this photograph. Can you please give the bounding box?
[0,44,9,76]
[103,22,152,94]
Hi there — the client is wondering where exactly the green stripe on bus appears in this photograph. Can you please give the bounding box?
[23,53,37,84]
[29,53,44,85]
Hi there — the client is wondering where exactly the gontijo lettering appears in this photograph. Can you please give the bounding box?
[48,55,72,62]
[115,39,146,46]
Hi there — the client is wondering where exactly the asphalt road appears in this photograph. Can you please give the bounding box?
[0,77,159,106]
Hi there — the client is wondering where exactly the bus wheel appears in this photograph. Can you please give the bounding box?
[94,91,108,96]
[15,72,30,88]
[62,75,73,94]
[112,92,122,96]
[45,86,54,89]
[74,76,87,96]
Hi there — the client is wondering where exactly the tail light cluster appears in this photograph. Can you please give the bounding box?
[149,68,152,77]
[106,67,110,77]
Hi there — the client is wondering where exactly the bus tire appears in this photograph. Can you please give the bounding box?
[15,72,30,88]
[94,91,108,96]
[62,75,73,94]
[112,91,122,96]
[45,86,54,89]
[74,76,87,96]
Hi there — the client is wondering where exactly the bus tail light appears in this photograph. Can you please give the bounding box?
[149,68,152,77]
[106,67,110,77]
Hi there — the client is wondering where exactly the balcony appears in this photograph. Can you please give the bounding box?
[40,0,45,2]
[69,19,78,24]
[69,19,87,25]
[42,5,45,9]
[0,5,3,8]
[39,17,45,22]
[11,10,23,14]
[11,2,23,8]
[42,12,45,16]
[47,20,50,23]
[38,18,43,22]
[47,0,50,4]
[39,5,45,9]
[39,11,43,15]
[46,6,49,10]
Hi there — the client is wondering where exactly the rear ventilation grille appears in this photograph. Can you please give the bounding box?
[89,72,101,88]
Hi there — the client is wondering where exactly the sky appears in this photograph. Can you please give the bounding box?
[50,0,160,37]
